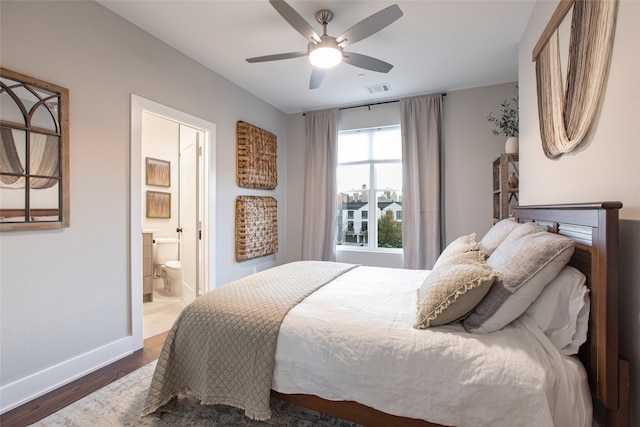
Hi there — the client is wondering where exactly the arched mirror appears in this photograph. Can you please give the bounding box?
[0,68,69,231]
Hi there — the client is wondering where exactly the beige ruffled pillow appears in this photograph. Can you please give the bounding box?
[433,233,480,269]
[415,251,499,329]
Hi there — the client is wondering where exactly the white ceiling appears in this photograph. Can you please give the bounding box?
[97,0,535,114]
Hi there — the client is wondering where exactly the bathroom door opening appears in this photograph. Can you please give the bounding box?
[130,95,216,349]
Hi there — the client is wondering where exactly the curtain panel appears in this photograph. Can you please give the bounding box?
[301,109,338,261]
[400,94,443,270]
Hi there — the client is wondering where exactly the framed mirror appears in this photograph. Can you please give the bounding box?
[0,68,69,231]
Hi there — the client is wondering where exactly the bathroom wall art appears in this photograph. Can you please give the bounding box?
[145,157,170,187]
[235,195,278,261]
[236,121,277,190]
[146,191,171,218]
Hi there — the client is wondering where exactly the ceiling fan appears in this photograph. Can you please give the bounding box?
[246,0,403,89]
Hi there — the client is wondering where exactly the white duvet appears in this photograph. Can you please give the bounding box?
[272,266,592,427]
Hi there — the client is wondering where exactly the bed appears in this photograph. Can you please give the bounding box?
[142,202,630,427]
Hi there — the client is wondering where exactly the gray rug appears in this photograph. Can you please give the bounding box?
[32,361,361,426]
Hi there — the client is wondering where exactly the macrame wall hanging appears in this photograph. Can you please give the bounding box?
[533,0,618,158]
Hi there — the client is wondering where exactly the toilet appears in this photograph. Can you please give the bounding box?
[152,237,182,297]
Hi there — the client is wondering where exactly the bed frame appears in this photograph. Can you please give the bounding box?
[273,202,630,427]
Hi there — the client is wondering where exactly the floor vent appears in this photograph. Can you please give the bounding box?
[366,83,391,94]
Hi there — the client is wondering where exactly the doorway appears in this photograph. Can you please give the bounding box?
[130,95,216,349]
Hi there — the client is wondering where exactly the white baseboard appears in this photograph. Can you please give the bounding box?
[0,336,135,414]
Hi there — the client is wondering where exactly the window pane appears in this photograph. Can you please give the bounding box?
[0,186,26,222]
[338,131,369,163]
[372,127,401,160]
[0,128,26,175]
[30,133,60,178]
[337,195,368,246]
[0,91,25,125]
[375,163,402,190]
[31,101,58,131]
[337,164,369,193]
[29,184,60,221]
[377,191,402,248]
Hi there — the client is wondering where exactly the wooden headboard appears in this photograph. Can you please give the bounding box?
[513,202,629,427]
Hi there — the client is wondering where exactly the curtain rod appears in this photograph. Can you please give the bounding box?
[339,99,399,111]
[303,93,446,116]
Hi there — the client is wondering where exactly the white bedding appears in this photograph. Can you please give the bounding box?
[273,266,592,427]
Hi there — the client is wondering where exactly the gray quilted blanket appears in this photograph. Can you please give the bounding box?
[141,261,357,420]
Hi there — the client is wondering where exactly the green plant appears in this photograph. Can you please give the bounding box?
[378,210,402,248]
[488,87,519,137]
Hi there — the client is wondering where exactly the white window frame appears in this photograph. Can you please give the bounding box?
[336,125,402,253]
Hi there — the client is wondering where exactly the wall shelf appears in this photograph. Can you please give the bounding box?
[493,154,519,223]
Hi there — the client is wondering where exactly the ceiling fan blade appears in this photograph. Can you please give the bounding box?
[269,0,320,43]
[309,67,326,89]
[342,52,393,73]
[246,51,308,63]
[337,4,403,48]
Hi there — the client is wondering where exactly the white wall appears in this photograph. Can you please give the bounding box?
[142,112,180,238]
[519,1,640,424]
[0,0,287,412]
[443,83,518,243]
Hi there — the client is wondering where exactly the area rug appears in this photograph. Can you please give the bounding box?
[32,361,361,426]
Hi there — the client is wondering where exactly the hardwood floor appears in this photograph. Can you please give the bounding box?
[0,332,168,427]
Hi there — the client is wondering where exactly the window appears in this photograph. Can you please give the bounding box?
[336,125,402,249]
[0,69,69,231]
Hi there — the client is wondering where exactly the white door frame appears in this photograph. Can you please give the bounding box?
[130,94,216,349]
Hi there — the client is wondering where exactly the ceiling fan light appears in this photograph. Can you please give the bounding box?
[309,47,342,68]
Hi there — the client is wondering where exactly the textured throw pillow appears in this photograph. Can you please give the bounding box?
[415,251,498,329]
[523,266,589,355]
[463,222,575,333]
[479,218,519,256]
[433,233,480,269]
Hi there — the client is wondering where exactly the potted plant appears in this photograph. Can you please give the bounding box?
[488,86,519,153]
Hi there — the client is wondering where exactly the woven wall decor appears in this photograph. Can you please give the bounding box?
[236,121,277,189]
[235,195,278,262]
[533,0,618,158]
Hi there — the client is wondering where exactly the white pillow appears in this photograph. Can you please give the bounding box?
[523,266,589,355]
[463,222,575,333]
[479,218,519,256]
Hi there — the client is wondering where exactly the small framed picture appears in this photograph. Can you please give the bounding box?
[146,157,170,187]
[146,191,171,218]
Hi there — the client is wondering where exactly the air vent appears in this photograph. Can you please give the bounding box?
[365,83,391,94]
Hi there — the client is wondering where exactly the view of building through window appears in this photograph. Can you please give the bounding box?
[336,125,402,249]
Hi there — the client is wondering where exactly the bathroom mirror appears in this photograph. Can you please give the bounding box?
[0,68,69,231]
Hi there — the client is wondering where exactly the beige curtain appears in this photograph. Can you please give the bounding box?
[301,109,338,261]
[401,95,443,270]
[536,0,618,158]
